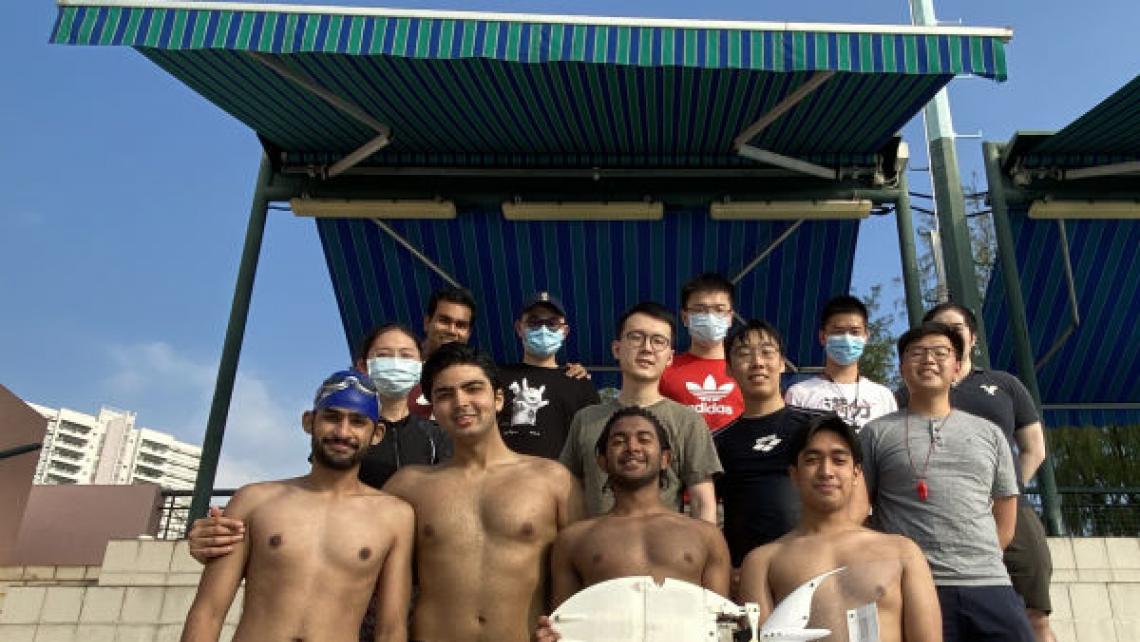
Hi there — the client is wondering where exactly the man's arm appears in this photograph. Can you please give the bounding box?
[187,506,246,564]
[181,487,258,642]
[898,538,941,642]
[992,495,1018,549]
[687,479,717,524]
[549,530,584,608]
[373,500,415,642]
[700,525,732,598]
[737,544,778,620]
[1015,421,1046,485]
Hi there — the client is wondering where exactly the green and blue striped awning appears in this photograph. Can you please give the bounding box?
[318,211,859,385]
[52,1,1010,169]
[1017,74,1140,170]
[53,1,1012,378]
[984,77,1140,428]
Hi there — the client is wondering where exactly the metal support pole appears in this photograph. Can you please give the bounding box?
[909,0,988,366]
[895,173,925,326]
[983,142,1064,535]
[188,155,274,527]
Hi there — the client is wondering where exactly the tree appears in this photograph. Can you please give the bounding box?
[857,281,903,389]
[913,172,998,305]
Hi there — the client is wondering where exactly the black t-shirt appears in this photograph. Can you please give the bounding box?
[358,414,453,489]
[896,368,1039,497]
[497,363,601,459]
[714,406,823,566]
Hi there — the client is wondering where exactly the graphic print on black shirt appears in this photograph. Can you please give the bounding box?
[498,363,600,460]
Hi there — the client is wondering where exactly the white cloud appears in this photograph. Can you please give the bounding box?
[102,341,312,488]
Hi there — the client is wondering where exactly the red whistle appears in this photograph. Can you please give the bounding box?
[917,479,929,501]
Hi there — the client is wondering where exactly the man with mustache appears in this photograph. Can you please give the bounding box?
[534,406,731,641]
[181,370,414,642]
[407,287,479,417]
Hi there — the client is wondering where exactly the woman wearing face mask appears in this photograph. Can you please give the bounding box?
[352,322,453,489]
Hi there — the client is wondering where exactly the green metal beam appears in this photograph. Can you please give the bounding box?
[928,136,990,367]
[188,155,273,528]
[895,172,925,326]
[983,141,1065,536]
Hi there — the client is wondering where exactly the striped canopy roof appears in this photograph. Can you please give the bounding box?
[1015,74,1140,169]
[53,1,1011,378]
[984,78,1140,428]
[52,1,1010,169]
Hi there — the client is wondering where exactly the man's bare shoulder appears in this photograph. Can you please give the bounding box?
[517,454,575,483]
[741,537,786,571]
[556,515,604,544]
[382,463,436,495]
[227,479,301,512]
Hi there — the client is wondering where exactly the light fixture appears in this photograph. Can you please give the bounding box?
[290,198,456,219]
[501,201,664,221]
[709,200,872,220]
[1028,199,1140,219]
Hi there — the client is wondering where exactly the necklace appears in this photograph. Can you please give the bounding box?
[822,374,861,423]
[904,410,952,501]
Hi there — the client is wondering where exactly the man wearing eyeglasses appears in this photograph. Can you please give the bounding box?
[559,302,722,523]
[659,273,744,431]
[498,292,601,459]
[859,322,1032,642]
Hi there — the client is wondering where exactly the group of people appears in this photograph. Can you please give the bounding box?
[179,274,1055,642]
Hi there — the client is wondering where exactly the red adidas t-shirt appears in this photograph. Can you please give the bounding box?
[659,352,744,431]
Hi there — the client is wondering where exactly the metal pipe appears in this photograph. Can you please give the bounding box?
[984,141,1064,535]
[730,220,804,284]
[895,172,925,325]
[370,219,464,289]
[0,443,41,461]
[733,71,835,148]
[188,155,273,528]
[1033,220,1081,370]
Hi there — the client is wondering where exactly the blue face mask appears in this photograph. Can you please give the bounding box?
[687,312,731,343]
[825,334,866,366]
[366,357,422,397]
[524,326,565,357]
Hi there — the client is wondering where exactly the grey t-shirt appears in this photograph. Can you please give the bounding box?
[860,409,1019,586]
[559,398,723,516]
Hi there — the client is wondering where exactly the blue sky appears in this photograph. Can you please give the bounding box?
[2,1,1137,485]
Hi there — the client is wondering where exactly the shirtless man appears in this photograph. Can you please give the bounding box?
[181,370,414,642]
[188,345,579,642]
[534,406,731,641]
[384,342,580,642]
[739,415,940,642]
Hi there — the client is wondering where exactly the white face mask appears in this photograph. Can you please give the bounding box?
[366,357,422,396]
[687,312,731,343]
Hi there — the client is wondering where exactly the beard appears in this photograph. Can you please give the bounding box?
[310,435,366,470]
[607,461,663,492]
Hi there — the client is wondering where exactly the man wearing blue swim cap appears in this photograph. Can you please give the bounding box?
[181,370,415,642]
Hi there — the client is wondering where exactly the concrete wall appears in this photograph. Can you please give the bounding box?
[1047,537,1140,642]
[1,537,1138,641]
[0,539,239,642]
[0,385,48,565]
[12,485,163,566]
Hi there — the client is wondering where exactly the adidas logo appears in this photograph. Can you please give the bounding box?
[685,375,735,403]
